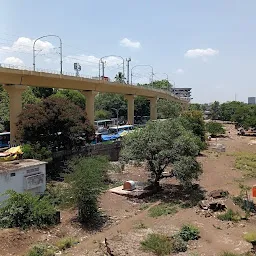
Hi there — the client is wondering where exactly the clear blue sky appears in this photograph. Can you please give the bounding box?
[0,0,256,103]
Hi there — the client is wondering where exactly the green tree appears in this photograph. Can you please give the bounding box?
[120,119,202,188]
[0,86,41,132]
[95,109,111,120]
[157,99,182,119]
[152,80,172,90]
[95,93,127,117]
[66,156,110,224]
[189,103,202,111]
[52,89,86,109]
[114,72,126,83]
[135,96,150,118]
[0,190,57,229]
[32,87,55,98]
[210,101,221,120]
[16,97,95,150]
[206,121,225,136]
[179,111,206,142]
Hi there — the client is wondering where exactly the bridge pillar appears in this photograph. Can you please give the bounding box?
[149,97,158,120]
[3,84,27,144]
[82,90,97,126]
[124,95,135,125]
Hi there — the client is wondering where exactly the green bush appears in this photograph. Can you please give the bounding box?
[66,156,110,224]
[206,121,225,136]
[0,190,57,229]
[22,143,52,162]
[244,232,256,243]
[148,203,178,218]
[27,244,56,256]
[56,237,79,251]
[171,234,187,252]
[178,224,200,241]
[141,233,172,256]
[217,209,241,222]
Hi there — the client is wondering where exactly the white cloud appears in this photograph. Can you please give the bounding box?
[3,57,24,65]
[0,37,54,54]
[64,54,123,67]
[175,68,184,74]
[120,38,141,49]
[185,48,219,58]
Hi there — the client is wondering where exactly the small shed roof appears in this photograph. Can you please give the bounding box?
[0,159,47,174]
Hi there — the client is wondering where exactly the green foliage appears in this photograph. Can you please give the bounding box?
[141,233,172,256]
[244,232,256,243]
[55,237,78,251]
[65,156,110,224]
[178,224,200,241]
[234,152,256,177]
[206,121,225,136]
[152,80,172,90]
[17,97,95,150]
[210,101,221,120]
[52,89,85,109]
[157,99,182,119]
[121,119,202,187]
[32,87,55,99]
[114,72,126,83]
[189,103,202,111]
[95,93,127,117]
[134,96,150,118]
[171,234,188,253]
[95,109,111,120]
[0,190,57,229]
[0,88,10,128]
[22,87,42,105]
[22,143,52,162]
[179,110,206,143]
[217,209,241,222]
[44,182,72,208]
[148,203,178,218]
[27,244,56,256]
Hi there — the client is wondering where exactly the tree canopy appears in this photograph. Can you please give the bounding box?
[16,97,95,150]
[120,119,202,188]
[51,89,86,109]
[157,99,182,119]
[206,122,225,136]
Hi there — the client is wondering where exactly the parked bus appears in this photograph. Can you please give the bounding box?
[108,125,134,134]
[0,132,10,148]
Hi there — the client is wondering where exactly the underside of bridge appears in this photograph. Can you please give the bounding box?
[0,68,187,143]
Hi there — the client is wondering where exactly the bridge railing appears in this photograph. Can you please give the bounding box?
[0,63,179,98]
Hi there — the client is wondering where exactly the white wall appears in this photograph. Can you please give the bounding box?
[0,163,46,203]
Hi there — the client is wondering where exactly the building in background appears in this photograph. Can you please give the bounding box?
[171,88,192,102]
[248,97,256,105]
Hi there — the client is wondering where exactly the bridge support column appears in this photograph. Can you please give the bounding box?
[124,95,135,125]
[3,84,27,144]
[82,90,97,126]
[149,97,158,120]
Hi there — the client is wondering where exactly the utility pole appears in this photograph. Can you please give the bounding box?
[101,60,105,78]
[126,58,131,84]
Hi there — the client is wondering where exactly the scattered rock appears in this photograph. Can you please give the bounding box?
[209,189,229,199]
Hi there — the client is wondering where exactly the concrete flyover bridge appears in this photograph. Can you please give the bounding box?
[0,64,187,143]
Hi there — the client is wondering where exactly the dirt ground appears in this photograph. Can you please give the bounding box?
[1,124,256,256]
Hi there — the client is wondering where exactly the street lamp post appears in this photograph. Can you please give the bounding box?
[99,55,125,82]
[33,34,63,74]
[111,108,122,132]
[131,65,154,86]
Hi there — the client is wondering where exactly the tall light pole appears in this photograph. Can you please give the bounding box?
[131,65,154,85]
[111,108,122,132]
[126,57,131,84]
[33,34,63,74]
[99,55,125,82]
